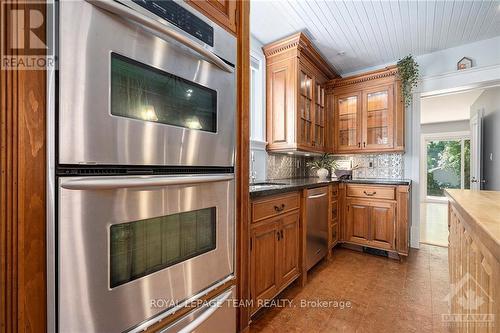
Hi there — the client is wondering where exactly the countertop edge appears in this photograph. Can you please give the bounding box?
[250,178,412,198]
[445,189,500,261]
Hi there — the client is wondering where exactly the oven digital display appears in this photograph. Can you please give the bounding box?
[110,207,216,288]
[110,53,217,133]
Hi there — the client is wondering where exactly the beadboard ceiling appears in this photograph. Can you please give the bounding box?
[250,0,500,76]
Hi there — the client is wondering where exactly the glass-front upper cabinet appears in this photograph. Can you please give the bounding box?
[335,92,362,151]
[299,70,314,148]
[362,85,394,149]
[314,83,325,149]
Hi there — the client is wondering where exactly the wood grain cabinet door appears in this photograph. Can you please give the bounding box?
[334,92,362,152]
[266,59,296,150]
[250,219,279,314]
[369,201,396,250]
[186,0,237,35]
[277,211,300,288]
[346,199,370,245]
[362,85,394,150]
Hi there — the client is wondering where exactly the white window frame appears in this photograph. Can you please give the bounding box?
[250,51,265,143]
[420,131,470,203]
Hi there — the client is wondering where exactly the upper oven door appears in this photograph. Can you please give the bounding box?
[58,0,236,167]
[58,174,234,333]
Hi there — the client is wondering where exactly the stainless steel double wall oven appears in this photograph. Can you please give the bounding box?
[55,0,236,332]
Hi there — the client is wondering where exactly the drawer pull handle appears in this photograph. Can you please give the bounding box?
[363,191,376,196]
[274,204,285,212]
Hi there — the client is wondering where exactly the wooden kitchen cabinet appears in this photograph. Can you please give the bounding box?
[250,218,279,314]
[250,193,301,315]
[342,184,409,256]
[346,199,371,244]
[327,66,404,154]
[186,0,238,35]
[263,32,337,153]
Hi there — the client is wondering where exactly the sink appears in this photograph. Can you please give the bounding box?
[250,182,286,186]
[249,182,287,190]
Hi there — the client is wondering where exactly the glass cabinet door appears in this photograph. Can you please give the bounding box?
[363,85,394,149]
[336,92,361,151]
[314,83,325,149]
[299,70,314,147]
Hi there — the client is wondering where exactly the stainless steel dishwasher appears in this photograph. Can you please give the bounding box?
[306,186,329,270]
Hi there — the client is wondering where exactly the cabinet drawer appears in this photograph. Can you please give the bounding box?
[252,192,300,223]
[346,185,395,200]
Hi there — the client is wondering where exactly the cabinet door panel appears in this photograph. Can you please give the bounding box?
[186,0,237,34]
[363,85,394,150]
[267,59,296,149]
[335,92,362,152]
[278,211,300,287]
[346,199,370,244]
[250,220,279,314]
[370,202,395,250]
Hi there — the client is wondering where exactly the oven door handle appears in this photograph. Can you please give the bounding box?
[85,0,234,73]
[60,174,234,190]
[165,288,233,333]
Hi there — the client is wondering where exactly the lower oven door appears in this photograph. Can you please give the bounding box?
[58,174,234,333]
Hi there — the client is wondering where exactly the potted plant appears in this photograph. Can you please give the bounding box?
[307,154,338,180]
[396,54,419,107]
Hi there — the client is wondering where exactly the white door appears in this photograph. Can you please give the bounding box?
[470,109,483,190]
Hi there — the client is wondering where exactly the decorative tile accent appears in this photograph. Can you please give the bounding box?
[332,153,404,180]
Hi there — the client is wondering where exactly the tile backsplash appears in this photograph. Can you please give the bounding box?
[267,154,313,180]
[333,153,404,179]
[266,153,404,180]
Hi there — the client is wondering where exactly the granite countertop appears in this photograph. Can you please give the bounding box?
[445,189,500,260]
[250,177,412,198]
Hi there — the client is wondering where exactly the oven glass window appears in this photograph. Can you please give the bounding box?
[110,207,216,288]
[111,53,217,133]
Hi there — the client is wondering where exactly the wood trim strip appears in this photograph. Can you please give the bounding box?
[236,0,250,331]
[1,1,47,332]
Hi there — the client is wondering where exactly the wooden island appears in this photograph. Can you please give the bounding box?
[446,189,500,333]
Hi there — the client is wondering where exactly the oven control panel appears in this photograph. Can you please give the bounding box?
[132,0,214,47]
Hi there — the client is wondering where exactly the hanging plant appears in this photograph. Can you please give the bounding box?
[397,54,419,107]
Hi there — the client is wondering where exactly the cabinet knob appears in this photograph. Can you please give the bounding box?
[363,191,376,196]
[274,204,285,212]
[358,142,361,148]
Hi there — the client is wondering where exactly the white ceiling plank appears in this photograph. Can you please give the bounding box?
[250,0,500,76]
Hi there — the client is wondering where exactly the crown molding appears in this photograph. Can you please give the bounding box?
[326,65,399,91]
[262,32,338,79]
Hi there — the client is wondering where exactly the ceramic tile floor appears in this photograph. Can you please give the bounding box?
[250,245,451,333]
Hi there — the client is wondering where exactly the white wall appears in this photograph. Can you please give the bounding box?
[420,120,470,134]
[420,90,483,124]
[250,35,267,181]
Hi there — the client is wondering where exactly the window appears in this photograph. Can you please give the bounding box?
[111,53,217,133]
[425,136,470,198]
[250,54,264,141]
